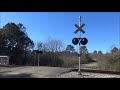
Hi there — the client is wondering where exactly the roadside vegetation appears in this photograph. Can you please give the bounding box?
[97,47,120,71]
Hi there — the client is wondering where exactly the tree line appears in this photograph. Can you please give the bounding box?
[0,22,91,66]
[0,22,120,69]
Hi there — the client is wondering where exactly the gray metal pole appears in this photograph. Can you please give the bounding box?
[78,16,82,75]
[38,54,39,66]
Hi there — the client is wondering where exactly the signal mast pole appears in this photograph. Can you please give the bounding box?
[73,16,87,75]
[78,16,82,75]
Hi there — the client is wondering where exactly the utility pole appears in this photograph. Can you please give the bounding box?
[36,50,43,66]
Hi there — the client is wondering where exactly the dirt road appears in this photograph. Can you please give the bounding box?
[0,66,72,78]
[0,62,100,78]
[81,62,98,68]
[1,62,120,78]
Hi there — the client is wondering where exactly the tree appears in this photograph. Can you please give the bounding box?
[93,50,97,54]
[37,41,42,51]
[35,38,64,66]
[1,23,34,51]
[80,46,88,54]
[43,38,64,52]
[66,45,75,52]
[98,50,103,55]
[111,47,118,53]
[0,22,34,64]
[79,46,90,62]
[0,29,8,55]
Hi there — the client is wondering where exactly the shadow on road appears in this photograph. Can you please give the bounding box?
[0,73,33,78]
[0,71,12,73]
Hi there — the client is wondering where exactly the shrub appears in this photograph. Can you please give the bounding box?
[98,51,120,71]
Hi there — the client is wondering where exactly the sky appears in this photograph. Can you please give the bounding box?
[0,12,120,53]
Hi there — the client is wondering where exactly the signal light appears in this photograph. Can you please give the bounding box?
[72,38,79,45]
[72,37,88,45]
[35,50,43,54]
[80,38,88,45]
[39,51,43,54]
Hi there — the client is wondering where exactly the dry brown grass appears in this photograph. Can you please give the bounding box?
[98,51,120,71]
[59,53,89,67]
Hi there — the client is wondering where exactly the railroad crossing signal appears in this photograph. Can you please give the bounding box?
[35,50,43,54]
[72,16,88,75]
[74,23,85,34]
[72,37,88,45]
[34,50,43,66]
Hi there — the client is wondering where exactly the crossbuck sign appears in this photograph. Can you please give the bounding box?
[74,23,85,34]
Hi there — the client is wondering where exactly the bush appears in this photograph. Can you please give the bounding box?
[8,51,91,67]
[58,52,89,67]
[98,51,120,71]
[59,54,78,67]
[37,52,64,67]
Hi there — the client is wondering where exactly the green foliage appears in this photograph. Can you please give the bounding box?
[80,46,88,54]
[93,50,97,54]
[1,23,34,52]
[0,22,34,65]
[66,45,75,52]
[111,47,119,53]
[98,50,103,55]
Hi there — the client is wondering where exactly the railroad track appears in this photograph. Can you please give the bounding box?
[71,62,120,75]
[55,68,120,78]
[71,68,120,75]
